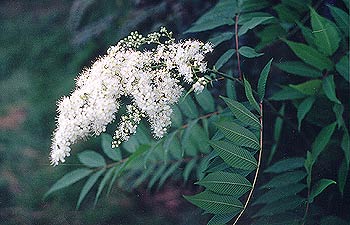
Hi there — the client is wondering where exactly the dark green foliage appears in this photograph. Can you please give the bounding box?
[184,0,236,33]
[78,150,106,168]
[309,179,336,203]
[276,61,322,78]
[210,140,257,170]
[214,122,260,150]
[45,169,93,198]
[253,158,308,224]
[77,169,105,209]
[283,40,333,70]
[41,1,350,224]
[238,46,264,58]
[101,133,122,161]
[196,171,252,196]
[184,191,243,214]
[221,97,260,128]
[257,59,273,101]
[215,49,235,70]
[264,157,305,174]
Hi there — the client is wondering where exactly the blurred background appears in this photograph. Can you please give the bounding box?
[0,0,214,224]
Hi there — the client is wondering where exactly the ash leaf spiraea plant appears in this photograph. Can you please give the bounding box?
[47,26,272,225]
[50,27,213,165]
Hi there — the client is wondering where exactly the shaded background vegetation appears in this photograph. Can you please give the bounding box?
[0,1,211,224]
[0,0,349,225]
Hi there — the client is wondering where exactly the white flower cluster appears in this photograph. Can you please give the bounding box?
[50,28,213,166]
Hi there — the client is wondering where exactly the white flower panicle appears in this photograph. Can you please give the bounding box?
[50,27,213,166]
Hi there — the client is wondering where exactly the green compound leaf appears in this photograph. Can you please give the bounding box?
[289,79,322,96]
[78,150,106,168]
[238,46,264,58]
[76,169,105,209]
[336,55,349,82]
[132,164,155,189]
[341,128,350,166]
[183,158,197,183]
[270,86,306,101]
[311,122,337,164]
[239,0,270,13]
[284,40,333,70]
[191,124,210,154]
[158,161,181,189]
[179,95,199,119]
[207,213,238,225]
[209,140,257,170]
[268,105,285,164]
[171,105,183,128]
[338,159,348,196]
[328,5,349,36]
[184,0,237,33]
[276,61,322,78]
[209,32,234,47]
[226,74,237,100]
[185,18,234,33]
[163,131,180,161]
[310,7,341,56]
[296,21,316,47]
[309,179,336,203]
[215,49,235,70]
[261,171,307,189]
[101,133,122,161]
[107,163,126,195]
[45,168,93,198]
[238,12,273,25]
[265,157,305,174]
[94,166,115,206]
[195,88,215,112]
[256,24,286,50]
[297,96,316,131]
[184,191,243,214]
[148,163,168,189]
[282,0,309,12]
[253,196,305,218]
[215,121,260,150]
[253,183,306,205]
[122,135,139,153]
[181,120,199,157]
[258,58,273,101]
[238,16,274,36]
[244,78,260,112]
[322,75,341,104]
[221,97,260,129]
[333,103,344,128]
[274,4,301,23]
[196,171,252,196]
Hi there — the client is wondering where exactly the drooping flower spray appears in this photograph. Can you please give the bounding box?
[50,28,213,166]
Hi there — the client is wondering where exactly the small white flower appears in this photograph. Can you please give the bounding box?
[193,81,205,93]
[50,28,212,165]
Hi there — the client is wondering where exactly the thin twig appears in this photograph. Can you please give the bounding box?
[233,102,264,225]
